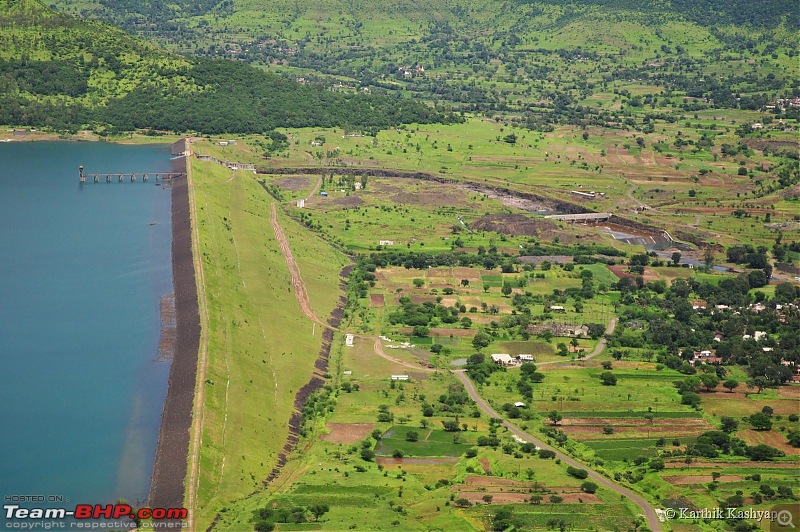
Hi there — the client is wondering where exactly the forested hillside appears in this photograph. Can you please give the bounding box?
[0,0,452,132]
[53,0,799,128]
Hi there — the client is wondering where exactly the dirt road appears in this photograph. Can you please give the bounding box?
[271,203,434,373]
[453,370,661,531]
[537,318,618,367]
[270,203,319,323]
[185,147,210,532]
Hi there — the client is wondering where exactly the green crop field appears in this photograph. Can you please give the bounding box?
[375,426,477,457]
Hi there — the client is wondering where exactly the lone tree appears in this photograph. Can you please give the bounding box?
[548,410,563,425]
[747,376,769,393]
[501,281,513,296]
[749,412,773,431]
[599,372,617,386]
[703,247,715,271]
[720,416,738,433]
[472,331,491,349]
[671,251,682,265]
[412,278,424,288]
[309,504,330,522]
[723,379,739,393]
[700,373,720,392]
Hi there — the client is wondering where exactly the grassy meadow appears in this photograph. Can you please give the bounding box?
[188,160,348,526]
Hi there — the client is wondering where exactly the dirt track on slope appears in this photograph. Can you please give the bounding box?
[270,203,319,323]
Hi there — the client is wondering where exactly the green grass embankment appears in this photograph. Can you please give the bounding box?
[190,161,346,527]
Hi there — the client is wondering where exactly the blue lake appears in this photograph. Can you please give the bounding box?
[0,141,174,516]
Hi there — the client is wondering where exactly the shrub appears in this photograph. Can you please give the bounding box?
[749,412,773,431]
[580,481,598,494]
[599,372,617,386]
[567,466,589,479]
[746,444,784,461]
[360,448,375,462]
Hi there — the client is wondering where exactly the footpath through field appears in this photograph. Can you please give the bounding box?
[270,203,434,374]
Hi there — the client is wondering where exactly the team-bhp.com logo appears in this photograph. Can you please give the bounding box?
[5,503,187,522]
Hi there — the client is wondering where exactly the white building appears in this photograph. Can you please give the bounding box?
[491,353,514,366]
[518,354,534,362]
[345,334,354,347]
[296,199,305,208]
[391,375,409,381]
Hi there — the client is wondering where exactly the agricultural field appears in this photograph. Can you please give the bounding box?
[3,0,799,529]
[245,113,800,257]
[352,263,614,365]
[470,348,800,529]
[207,315,644,530]
[186,115,799,530]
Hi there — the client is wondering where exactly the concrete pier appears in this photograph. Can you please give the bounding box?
[79,166,184,184]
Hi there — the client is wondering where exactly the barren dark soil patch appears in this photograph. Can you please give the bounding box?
[326,196,365,209]
[274,176,313,191]
[321,423,376,444]
[370,293,385,307]
[470,214,556,236]
[607,264,661,283]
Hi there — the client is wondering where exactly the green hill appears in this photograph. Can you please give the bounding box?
[52,0,799,120]
[0,0,452,133]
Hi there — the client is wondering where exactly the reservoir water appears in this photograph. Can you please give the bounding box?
[0,141,174,518]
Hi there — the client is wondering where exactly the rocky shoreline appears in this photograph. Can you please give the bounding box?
[148,154,200,512]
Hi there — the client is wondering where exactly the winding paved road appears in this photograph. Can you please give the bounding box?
[452,315,660,531]
[453,370,661,531]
